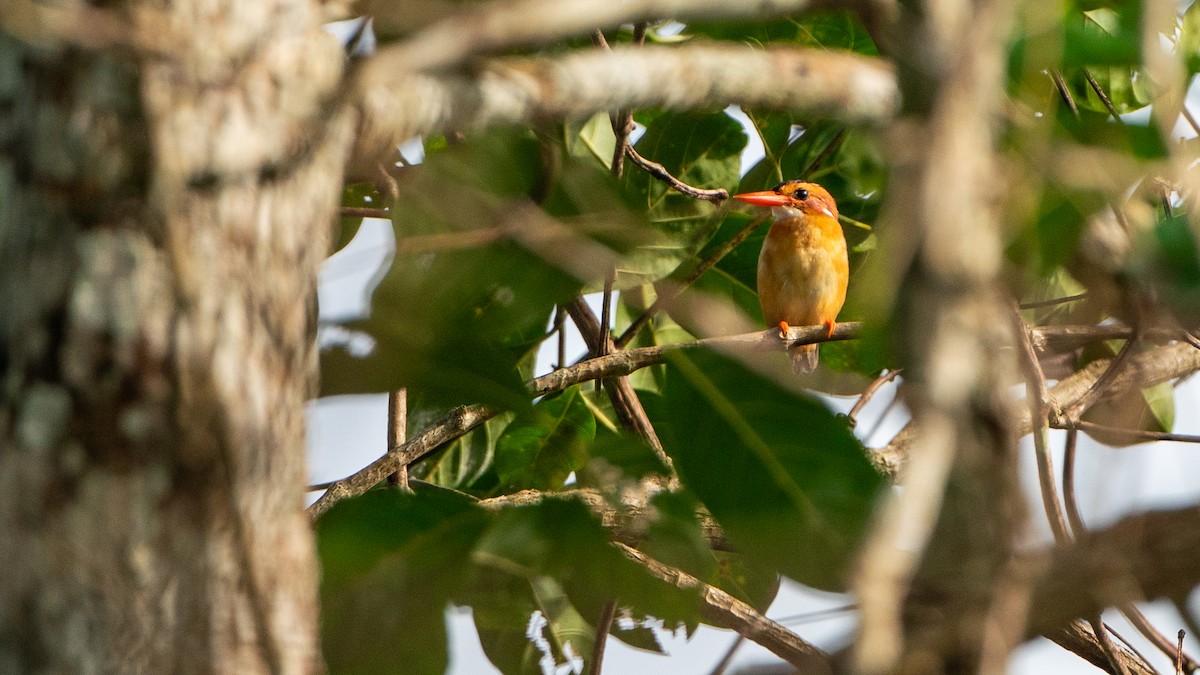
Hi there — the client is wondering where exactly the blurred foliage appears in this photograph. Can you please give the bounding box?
[315,0,1200,670]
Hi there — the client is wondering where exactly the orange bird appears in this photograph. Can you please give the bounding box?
[733,180,848,374]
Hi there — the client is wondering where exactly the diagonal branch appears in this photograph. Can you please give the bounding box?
[616,543,833,672]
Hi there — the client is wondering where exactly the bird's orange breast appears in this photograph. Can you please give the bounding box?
[756,213,849,329]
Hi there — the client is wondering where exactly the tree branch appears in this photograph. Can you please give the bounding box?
[351,46,898,174]
[308,321,1176,517]
[875,340,1200,477]
[615,543,833,673]
[1029,504,1200,638]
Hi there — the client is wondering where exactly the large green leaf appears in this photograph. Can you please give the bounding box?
[494,386,596,491]
[474,498,702,636]
[316,487,492,675]
[658,348,883,590]
[319,131,629,409]
[469,569,544,675]
[617,111,746,287]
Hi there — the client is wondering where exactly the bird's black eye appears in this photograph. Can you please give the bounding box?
[795,189,809,201]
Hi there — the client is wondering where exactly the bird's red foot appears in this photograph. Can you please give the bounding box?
[778,321,790,340]
[824,320,836,338]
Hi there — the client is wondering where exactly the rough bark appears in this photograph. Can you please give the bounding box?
[0,3,350,672]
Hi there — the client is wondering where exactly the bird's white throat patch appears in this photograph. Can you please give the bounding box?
[771,205,805,220]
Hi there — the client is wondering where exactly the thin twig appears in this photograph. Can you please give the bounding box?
[1062,334,1138,423]
[1122,605,1198,673]
[1051,70,1080,117]
[1020,293,1088,310]
[1054,420,1200,444]
[586,600,618,675]
[615,213,768,347]
[1093,615,1133,675]
[624,145,730,202]
[848,369,903,428]
[1084,69,1125,123]
[1178,629,1186,675]
[1106,624,1158,673]
[340,206,391,219]
[1010,303,1070,542]
[708,636,746,675]
[555,305,567,369]
[800,127,847,178]
[1062,430,1085,535]
[387,389,410,488]
[1182,106,1200,137]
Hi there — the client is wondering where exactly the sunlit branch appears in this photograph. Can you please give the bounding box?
[351,46,898,175]
[624,145,731,202]
[616,543,833,672]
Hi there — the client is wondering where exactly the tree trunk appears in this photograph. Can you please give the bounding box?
[0,3,350,672]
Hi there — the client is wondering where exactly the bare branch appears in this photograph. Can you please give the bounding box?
[876,340,1200,477]
[477,488,731,550]
[352,46,898,173]
[1053,420,1200,445]
[616,543,833,672]
[624,146,731,202]
[1010,304,1071,543]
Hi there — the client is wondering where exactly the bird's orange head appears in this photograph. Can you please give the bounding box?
[732,180,839,220]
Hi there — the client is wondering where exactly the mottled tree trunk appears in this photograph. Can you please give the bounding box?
[0,3,351,672]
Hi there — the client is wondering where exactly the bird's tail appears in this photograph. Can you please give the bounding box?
[788,343,819,374]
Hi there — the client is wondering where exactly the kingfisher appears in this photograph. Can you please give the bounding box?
[733,180,849,374]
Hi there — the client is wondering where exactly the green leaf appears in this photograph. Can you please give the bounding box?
[528,577,595,672]
[639,491,718,593]
[658,349,884,590]
[1136,212,1200,323]
[564,113,617,169]
[475,498,702,633]
[577,422,671,490]
[710,551,781,610]
[316,487,492,675]
[494,386,596,491]
[469,569,544,675]
[1061,6,1141,67]
[617,111,746,287]
[318,131,611,409]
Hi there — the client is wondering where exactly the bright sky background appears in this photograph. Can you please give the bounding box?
[306,67,1200,670]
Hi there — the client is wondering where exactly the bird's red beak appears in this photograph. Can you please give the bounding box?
[732,191,791,207]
